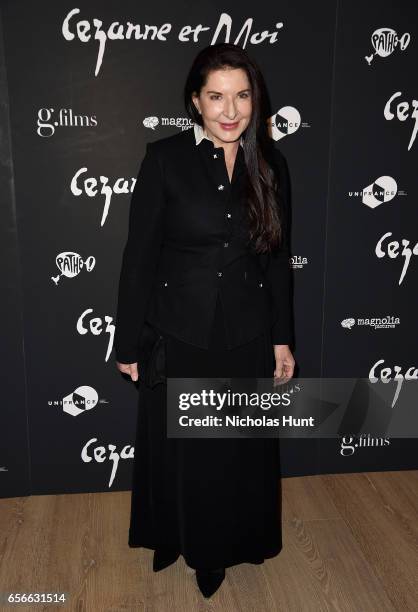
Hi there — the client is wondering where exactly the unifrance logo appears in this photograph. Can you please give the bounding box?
[365,27,410,65]
[48,385,102,417]
[268,108,305,141]
[341,316,400,330]
[340,434,390,456]
[347,175,405,209]
[52,252,96,285]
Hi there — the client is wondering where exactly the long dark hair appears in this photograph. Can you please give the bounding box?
[184,42,284,254]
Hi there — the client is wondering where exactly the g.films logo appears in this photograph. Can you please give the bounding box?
[340,434,390,456]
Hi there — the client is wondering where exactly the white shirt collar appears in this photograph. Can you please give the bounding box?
[193,121,244,148]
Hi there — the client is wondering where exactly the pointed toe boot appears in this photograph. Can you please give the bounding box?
[195,567,226,598]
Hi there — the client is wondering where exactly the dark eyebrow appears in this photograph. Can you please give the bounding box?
[206,88,251,94]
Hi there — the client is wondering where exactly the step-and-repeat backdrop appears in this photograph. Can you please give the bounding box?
[1,1,416,498]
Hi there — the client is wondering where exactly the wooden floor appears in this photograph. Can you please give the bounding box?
[0,470,417,611]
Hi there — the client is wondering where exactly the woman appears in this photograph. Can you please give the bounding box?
[114,42,295,598]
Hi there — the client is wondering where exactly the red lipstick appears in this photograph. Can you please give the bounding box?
[220,121,239,130]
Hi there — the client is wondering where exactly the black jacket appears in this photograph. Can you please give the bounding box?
[114,124,294,364]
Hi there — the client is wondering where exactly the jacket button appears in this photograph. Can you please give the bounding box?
[163,282,168,286]
[217,271,223,277]
[218,184,224,190]
[259,282,263,287]
[213,153,218,159]
[224,241,229,247]
[226,213,232,218]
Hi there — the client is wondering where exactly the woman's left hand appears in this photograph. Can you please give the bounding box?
[273,344,295,382]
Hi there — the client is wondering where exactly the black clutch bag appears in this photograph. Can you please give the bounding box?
[137,321,166,388]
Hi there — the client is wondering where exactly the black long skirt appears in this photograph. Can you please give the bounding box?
[128,293,283,570]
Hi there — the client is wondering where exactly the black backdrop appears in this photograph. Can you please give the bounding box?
[1,1,416,499]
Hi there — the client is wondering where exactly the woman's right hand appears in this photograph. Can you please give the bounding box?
[116,361,139,382]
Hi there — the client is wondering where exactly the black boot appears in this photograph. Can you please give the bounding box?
[152,549,180,572]
[195,567,225,598]
[250,556,264,564]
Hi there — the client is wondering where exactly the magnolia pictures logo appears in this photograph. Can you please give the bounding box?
[291,255,308,270]
[143,116,193,131]
[341,316,400,330]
